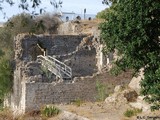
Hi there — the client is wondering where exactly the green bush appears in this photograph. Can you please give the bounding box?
[0,57,13,103]
[41,105,60,117]
[96,8,109,19]
[124,108,142,117]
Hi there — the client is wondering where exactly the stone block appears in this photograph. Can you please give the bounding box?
[128,68,144,95]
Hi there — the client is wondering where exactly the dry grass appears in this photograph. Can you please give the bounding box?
[0,109,43,120]
[75,19,103,35]
[0,108,14,120]
[18,110,42,120]
[1,103,159,120]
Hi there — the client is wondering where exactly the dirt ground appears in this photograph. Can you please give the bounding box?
[52,101,160,120]
[0,102,159,120]
[55,101,132,120]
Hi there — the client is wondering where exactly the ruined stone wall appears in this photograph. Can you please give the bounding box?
[25,79,97,112]
[15,34,86,61]
[10,34,102,114]
[14,34,98,77]
[57,20,112,71]
[5,61,42,114]
[69,48,97,76]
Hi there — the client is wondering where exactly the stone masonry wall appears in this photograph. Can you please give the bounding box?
[25,79,97,112]
[10,34,103,114]
[14,34,98,77]
[15,34,86,61]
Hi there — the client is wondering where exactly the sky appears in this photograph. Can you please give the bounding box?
[0,0,107,22]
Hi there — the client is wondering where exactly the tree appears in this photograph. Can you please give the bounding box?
[5,13,35,33]
[5,13,61,35]
[96,8,109,19]
[0,28,12,50]
[0,57,13,103]
[100,0,160,110]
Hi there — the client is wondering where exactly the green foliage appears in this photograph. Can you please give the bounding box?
[96,9,106,19]
[100,0,160,110]
[4,13,61,36]
[96,8,109,19]
[102,0,117,5]
[0,28,12,50]
[0,28,13,106]
[41,105,60,117]
[5,13,36,35]
[0,49,4,57]
[96,80,108,101]
[124,108,142,117]
[109,64,122,76]
[0,57,13,101]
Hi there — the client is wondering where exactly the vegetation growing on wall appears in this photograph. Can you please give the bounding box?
[100,0,160,110]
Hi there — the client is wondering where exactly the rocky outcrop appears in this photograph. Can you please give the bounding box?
[127,69,151,112]
[105,68,151,112]
[105,87,138,107]
[128,68,144,94]
[129,96,151,112]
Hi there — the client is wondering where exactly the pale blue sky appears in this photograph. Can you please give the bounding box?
[0,0,107,22]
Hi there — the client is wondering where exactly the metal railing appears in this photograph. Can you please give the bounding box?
[37,55,72,80]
